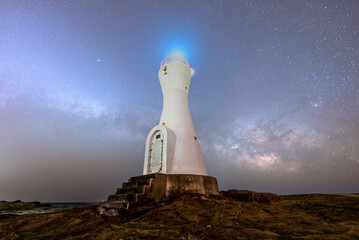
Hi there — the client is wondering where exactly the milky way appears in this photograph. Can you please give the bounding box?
[0,1,358,201]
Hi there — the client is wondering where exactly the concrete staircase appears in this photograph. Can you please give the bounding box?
[105,174,157,211]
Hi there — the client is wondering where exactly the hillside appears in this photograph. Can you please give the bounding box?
[1,191,359,239]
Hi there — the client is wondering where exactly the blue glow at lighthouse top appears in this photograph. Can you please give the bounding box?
[161,36,195,64]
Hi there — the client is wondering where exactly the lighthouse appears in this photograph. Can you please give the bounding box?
[143,55,208,175]
[98,54,218,216]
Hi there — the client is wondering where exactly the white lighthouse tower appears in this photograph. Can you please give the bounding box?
[98,54,218,216]
[143,55,208,176]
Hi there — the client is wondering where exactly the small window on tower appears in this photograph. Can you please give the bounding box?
[156,134,161,139]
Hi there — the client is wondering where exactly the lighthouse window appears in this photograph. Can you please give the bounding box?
[156,134,161,139]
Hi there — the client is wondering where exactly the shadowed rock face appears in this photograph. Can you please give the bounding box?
[1,191,359,239]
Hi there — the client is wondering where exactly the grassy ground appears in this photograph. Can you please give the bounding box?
[1,192,359,239]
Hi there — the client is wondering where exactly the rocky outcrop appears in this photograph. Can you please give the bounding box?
[0,200,41,211]
[221,190,280,203]
[1,192,359,239]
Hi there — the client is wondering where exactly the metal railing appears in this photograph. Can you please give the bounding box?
[160,55,190,68]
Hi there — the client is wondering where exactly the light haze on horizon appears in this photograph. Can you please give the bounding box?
[1,0,359,201]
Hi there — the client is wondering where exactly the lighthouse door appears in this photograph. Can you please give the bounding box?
[150,132,163,173]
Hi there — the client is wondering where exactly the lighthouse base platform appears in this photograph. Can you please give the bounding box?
[97,173,219,217]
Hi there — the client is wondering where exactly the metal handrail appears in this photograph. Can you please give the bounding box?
[160,55,190,68]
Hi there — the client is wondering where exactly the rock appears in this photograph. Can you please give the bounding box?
[96,206,120,217]
[0,202,10,211]
[221,190,280,203]
[0,201,41,211]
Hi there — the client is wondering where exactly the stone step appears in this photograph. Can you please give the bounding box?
[122,179,152,188]
[128,173,157,183]
[100,174,160,215]
[116,186,145,195]
[107,194,136,203]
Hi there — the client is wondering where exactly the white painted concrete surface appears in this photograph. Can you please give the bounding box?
[143,55,208,176]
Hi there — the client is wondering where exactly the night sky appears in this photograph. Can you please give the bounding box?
[1,0,358,202]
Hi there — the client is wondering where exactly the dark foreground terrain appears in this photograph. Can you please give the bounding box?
[1,191,359,239]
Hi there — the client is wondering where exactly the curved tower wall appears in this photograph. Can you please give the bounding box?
[143,55,208,176]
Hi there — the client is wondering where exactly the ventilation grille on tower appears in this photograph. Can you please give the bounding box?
[160,55,190,68]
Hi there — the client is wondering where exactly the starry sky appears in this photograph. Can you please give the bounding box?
[1,0,358,202]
